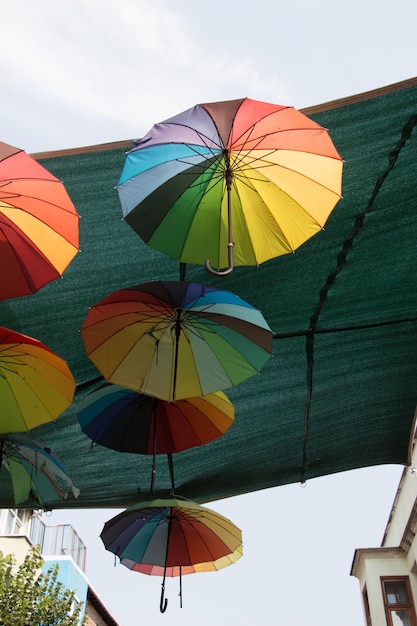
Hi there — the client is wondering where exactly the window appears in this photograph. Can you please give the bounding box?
[381,577,417,626]
[363,585,372,626]
[0,509,25,535]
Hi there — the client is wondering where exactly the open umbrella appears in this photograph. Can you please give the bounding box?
[77,383,234,494]
[117,98,343,275]
[80,280,273,401]
[121,545,243,609]
[0,140,79,300]
[77,383,234,453]
[0,326,76,434]
[0,434,80,507]
[121,544,243,576]
[100,498,242,611]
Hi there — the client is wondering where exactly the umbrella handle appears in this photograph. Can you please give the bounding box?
[205,243,234,276]
[160,584,168,613]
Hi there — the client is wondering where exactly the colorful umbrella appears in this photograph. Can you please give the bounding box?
[117,98,343,275]
[121,545,243,609]
[77,383,234,454]
[121,544,243,576]
[0,326,76,434]
[0,140,79,300]
[77,383,234,495]
[0,434,80,507]
[80,280,273,401]
[100,498,242,611]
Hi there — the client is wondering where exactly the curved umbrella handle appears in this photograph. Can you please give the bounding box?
[160,584,168,613]
[205,242,234,277]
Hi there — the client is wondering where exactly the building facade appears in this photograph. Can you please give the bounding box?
[0,509,120,626]
[351,438,417,625]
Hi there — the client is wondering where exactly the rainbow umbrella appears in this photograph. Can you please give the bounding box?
[121,544,243,576]
[80,280,273,402]
[77,384,234,454]
[100,498,242,611]
[0,326,76,433]
[0,434,80,507]
[77,383,234,495]
[117,98,343,275]
[0,140,79,300]
[121,545,243,610]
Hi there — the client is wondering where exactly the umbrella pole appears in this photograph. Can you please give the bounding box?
[205,150,234,276]
[150,400,157,497]
[160,509,173,613]
[172,309,182,402]
[179,566,183,608]
[167,453,175,495]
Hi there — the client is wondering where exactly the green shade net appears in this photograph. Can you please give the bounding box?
[1,78,417,509]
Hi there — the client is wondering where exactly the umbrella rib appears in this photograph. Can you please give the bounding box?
[159,123,222,153]
[1,179,78,216]
[228,165,330,254]
[0,353,73,416]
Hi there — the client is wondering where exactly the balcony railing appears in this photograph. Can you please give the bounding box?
[29,516,87,572]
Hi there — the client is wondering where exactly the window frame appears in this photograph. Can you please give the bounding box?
[363,584,372,626]
[381,576,417,626]
[0,509,25,535]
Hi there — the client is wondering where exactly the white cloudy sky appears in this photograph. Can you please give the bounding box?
[1,0,416,154]
[2,1,416,624]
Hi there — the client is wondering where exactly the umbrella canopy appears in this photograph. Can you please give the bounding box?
[100,498,242,611]
[78,383,235,496]
[0,140,79,300]
[0,434,80,506]
[117,97,343,275]
[80,280,273,401]
[121,544,243,577]
[77,384,234,454]
[0,326,76,434]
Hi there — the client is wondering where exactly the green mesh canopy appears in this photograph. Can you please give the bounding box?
[1,78,417,510]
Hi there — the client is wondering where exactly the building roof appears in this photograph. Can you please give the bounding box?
[1,77,417,510]
[86,585,121,626]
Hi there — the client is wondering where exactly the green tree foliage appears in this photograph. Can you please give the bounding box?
[0,546,85,625]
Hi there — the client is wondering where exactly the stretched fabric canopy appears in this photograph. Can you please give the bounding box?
[1,77,417,509]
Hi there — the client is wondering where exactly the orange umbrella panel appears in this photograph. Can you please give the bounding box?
[0,141,79,300]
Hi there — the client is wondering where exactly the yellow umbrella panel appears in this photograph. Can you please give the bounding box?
[0,326,76,433]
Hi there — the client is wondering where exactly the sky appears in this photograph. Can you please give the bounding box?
[2,0,417,623]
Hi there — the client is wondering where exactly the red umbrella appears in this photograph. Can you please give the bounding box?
[0,141,79,300]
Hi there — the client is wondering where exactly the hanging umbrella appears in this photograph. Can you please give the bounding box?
[77,383,234,495]
[77,383,234,453]
[121,545,243,609]
[0,140,79,300]
[121,544,243,576]
[80,280,273,402]
[117,97,343,275]
[0,326,76,434]
[100,498,242,612]
[0,434,80,506]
